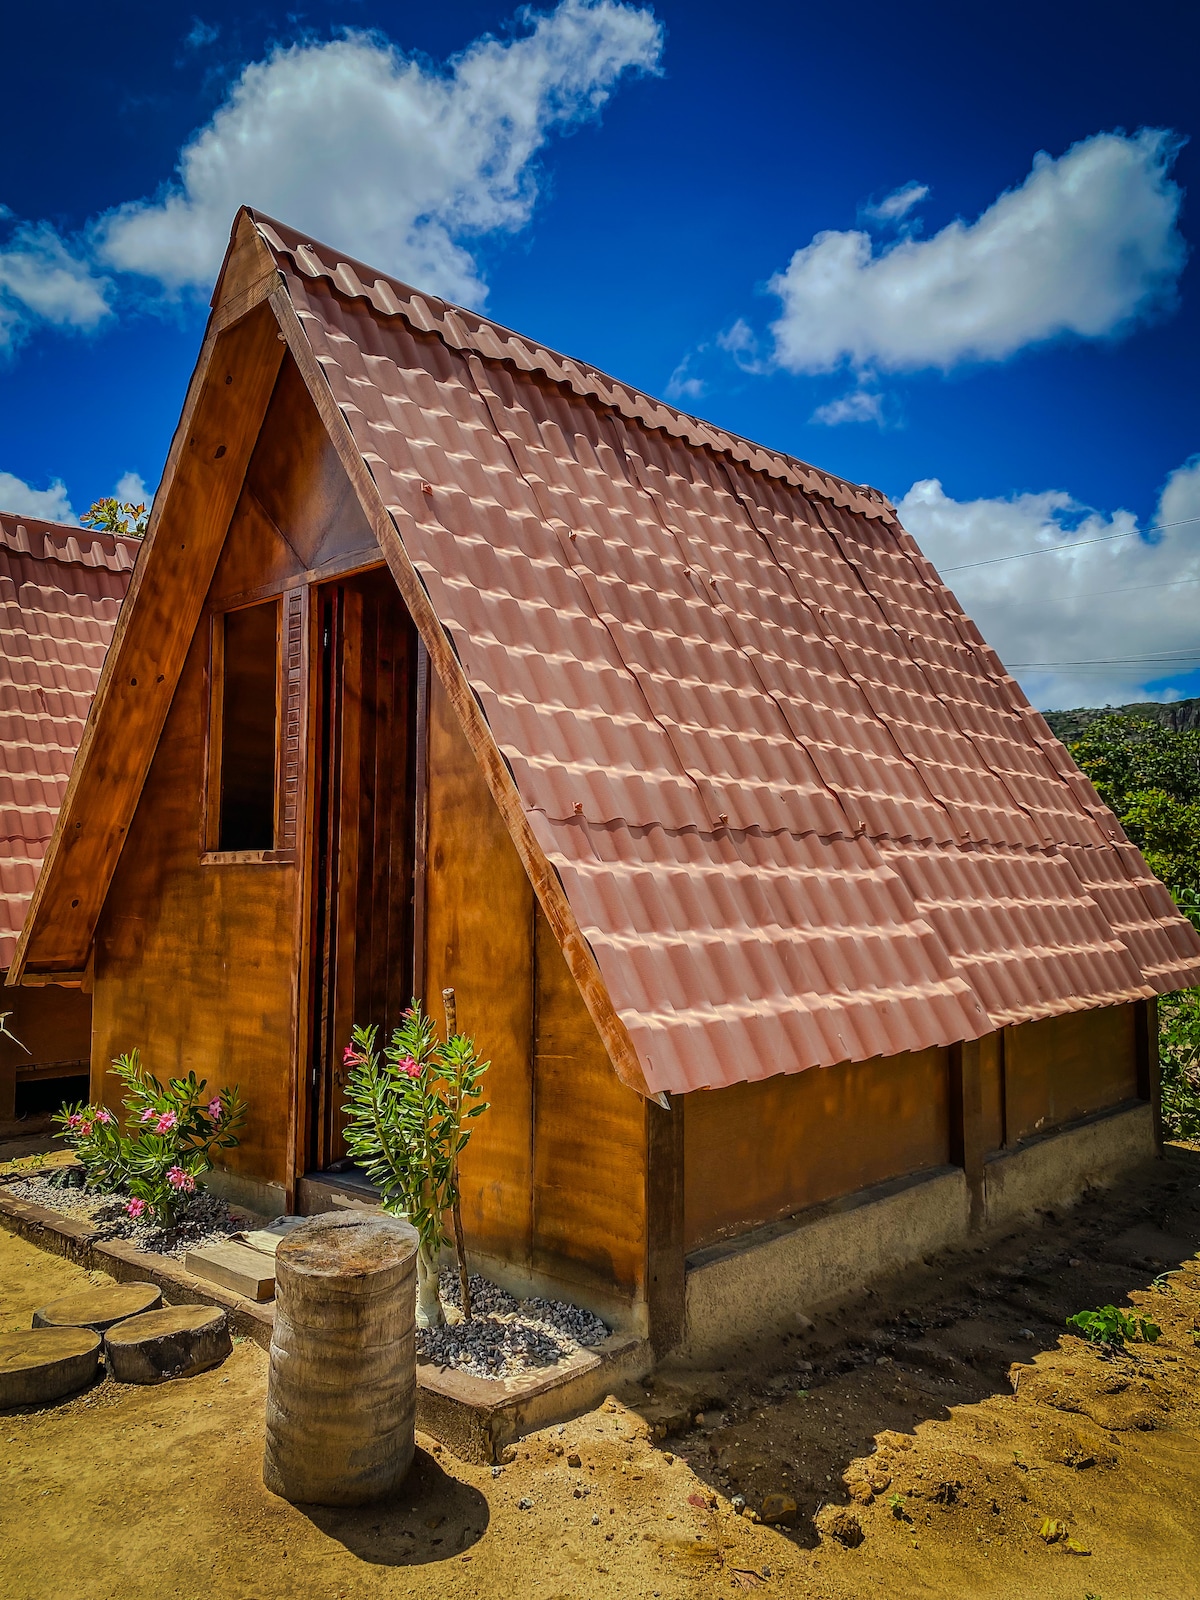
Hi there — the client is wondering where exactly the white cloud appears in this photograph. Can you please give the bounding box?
[665,356,705,402]
[863,182,928,224]
[114,470,149,504]
[898,456,1200,709]
[770,130,1185,374]
[95,1,662,306]
[0,221,111,349]
[0,470,73,521]
[810,388,884,426]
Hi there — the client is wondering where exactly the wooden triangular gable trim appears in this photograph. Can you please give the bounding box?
[265,283,652,1099]
[8,218,286,980]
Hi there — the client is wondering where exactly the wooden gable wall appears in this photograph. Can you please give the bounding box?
[91,354,380,1212]
[423,672,650,1323]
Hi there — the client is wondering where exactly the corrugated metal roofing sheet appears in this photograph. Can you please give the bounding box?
[251,212,1200,1095]
[0,513,135,967]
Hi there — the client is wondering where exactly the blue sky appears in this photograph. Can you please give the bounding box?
[3,0,1198,709]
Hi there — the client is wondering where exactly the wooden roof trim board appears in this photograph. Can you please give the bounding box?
[246,211,895,526]
[8,295,287,981]
[268,284,654,1099]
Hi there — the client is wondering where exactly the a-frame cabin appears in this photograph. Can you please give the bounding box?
[12,210,1200,1354]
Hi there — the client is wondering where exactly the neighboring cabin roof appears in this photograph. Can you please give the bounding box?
[13,210,1200,1096]
[0,513,137,968]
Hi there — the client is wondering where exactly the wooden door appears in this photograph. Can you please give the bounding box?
[307,570,420,1171]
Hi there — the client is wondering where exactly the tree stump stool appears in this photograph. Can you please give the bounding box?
[1,1328,101,1407]
[105,1305,231,1384]
[263,1211,418,1506]
[32,1282,161,1332]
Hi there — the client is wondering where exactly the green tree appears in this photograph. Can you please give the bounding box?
[1070,715,1200,902]
[80,498,149,537]
[1069,715,1200,1141]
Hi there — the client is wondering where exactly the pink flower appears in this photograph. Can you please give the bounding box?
[155,1111,177,1134]
[139,1108,155,1123]
[67,1113,83,1130]
[207,1097,222,1121]
[166,1166,195,1193]
[397,1055,421,1079]
[125,1198,147,1219]
[95,1109,113,1125]
[79,1121,93,1137]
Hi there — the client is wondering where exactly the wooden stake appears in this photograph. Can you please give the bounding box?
[442,987,472,1322]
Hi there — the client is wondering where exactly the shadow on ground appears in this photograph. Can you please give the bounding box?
[622,1144,1200,1551]
[299,1446,490,1564]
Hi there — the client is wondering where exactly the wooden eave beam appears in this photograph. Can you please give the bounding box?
[9,232,286,981]
[267,283,653,1100]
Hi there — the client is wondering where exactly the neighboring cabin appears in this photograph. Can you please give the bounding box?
[0,513,137,1122]
[11,210,1200,1356]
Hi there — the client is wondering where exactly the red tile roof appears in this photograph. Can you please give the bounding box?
[0,513,136,967]
[245,213,1200,1094]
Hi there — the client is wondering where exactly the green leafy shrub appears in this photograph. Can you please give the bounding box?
[53,1050,246,1227]
[1065,1304,1161,1350]
[341,999,489,1328]
[1159,988,1200,1142]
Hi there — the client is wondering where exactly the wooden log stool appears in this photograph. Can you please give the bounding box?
[32,1282,161,1332]
[263,1211,418,1506]
[105,1305,231,1384]
[0,1328,101,1407]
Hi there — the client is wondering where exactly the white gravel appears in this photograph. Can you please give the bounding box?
[417,1270,609,1380]
[9,1173,242,1259]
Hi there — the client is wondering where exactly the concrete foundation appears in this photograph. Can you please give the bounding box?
[683,1165,970,1361]
[205,1166,285,1221]
[983,1099,1155,1227]
[681,1100,1157,1362]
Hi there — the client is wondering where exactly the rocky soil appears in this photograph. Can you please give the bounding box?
[417,1270,609,1378]
[8,1172,242,1259]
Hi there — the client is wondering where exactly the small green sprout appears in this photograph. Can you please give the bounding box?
[1066,1305,1161,1351]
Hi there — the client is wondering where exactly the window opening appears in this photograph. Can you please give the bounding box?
[218,600,279,851]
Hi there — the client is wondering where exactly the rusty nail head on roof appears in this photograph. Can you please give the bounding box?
[421,482,434,495]
[573,801,584,815]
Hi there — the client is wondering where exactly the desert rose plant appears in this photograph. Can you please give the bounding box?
[54,1049,247,1227]
[341,996,490,1328]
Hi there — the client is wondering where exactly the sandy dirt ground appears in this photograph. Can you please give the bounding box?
[3,1145,1200,1600]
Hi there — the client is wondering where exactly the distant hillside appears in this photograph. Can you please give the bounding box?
[1043,698,1200,745]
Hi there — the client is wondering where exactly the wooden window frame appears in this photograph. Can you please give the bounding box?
[201,592,303,866]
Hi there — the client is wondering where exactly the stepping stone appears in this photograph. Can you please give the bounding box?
[105,1305,231,1385]
[1,1328,101,1407]
[32,1281,161,1332]
[186,1239,275,1301]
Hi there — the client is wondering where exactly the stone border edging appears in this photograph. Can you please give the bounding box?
[0,1169,652,1460]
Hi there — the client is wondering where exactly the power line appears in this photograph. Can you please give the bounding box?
[1054,573,1200,603]
[940,514,1200,573]
[1007,648,1200,668]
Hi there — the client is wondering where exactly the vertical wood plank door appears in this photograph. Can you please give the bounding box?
[306,569,419,1171]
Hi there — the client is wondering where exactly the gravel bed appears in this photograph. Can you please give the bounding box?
[417,1270,609,1380]
[8,1173,242,1259]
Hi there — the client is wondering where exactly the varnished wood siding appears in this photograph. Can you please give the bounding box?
[533,908,647,1300]
[1004,1004,1138,1144]
[422,676,647,1305]
[92,621,298,1188]
[90,355,384,1193]
[682,1047,952,1251]
[423,673,536,1271]
[979,1030,1005,1155]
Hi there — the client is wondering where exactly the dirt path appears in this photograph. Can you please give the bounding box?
[3,1146,1200,1600]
